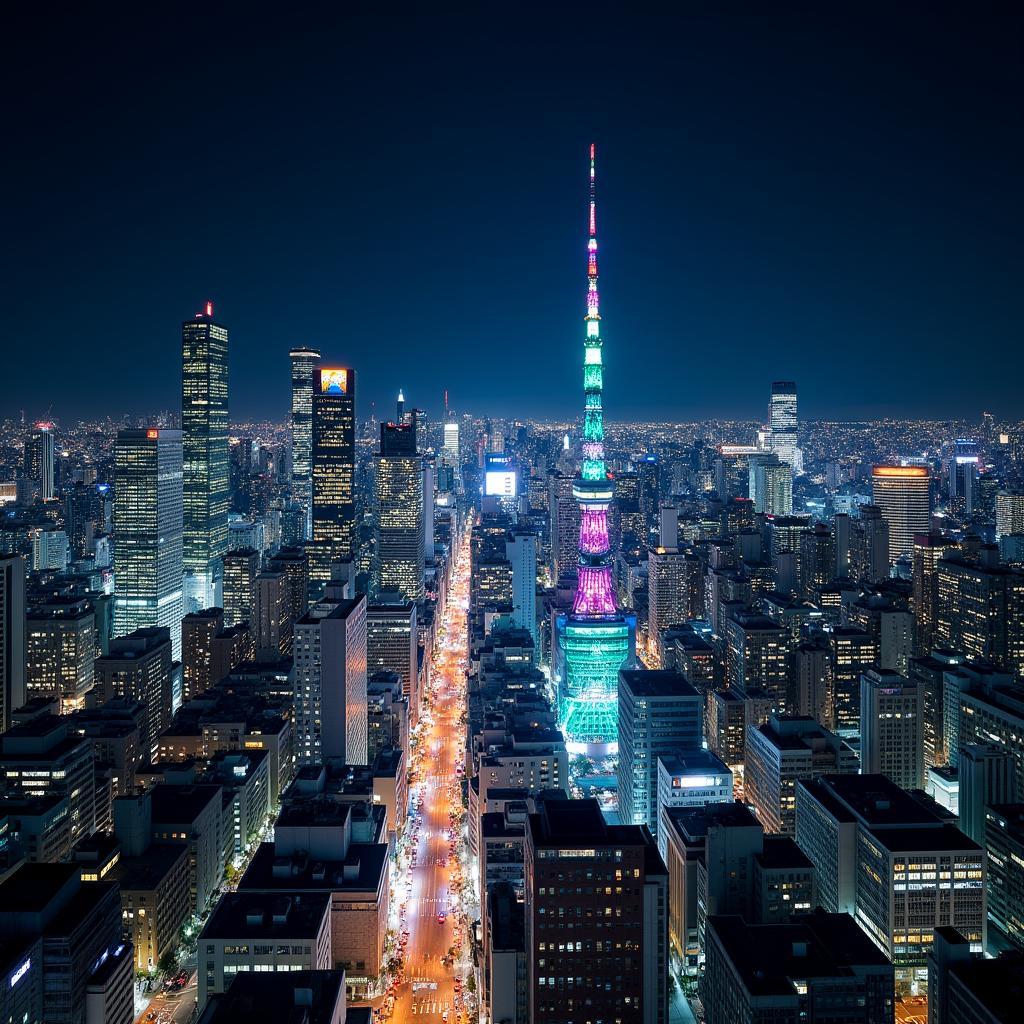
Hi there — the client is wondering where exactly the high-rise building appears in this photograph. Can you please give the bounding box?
[25,597,94,714]
[94,626,173,761]
[702,912,894,1024]
[549,470,580,582]
[749,454,791,514]
[366,601,418,723]
[928,924,1024,1024]
[909,649,966,771]
[648,546,702,667]
[505,528,537,645]
[913,533,959,654]
[860,668,923,790]
[310,366,355,594]
[795,774,985,986]
[181,607,223,702]
[292,595,367,766]
[253,570,291,657]
[849,504,890,583]
[64,482,106,557]
[936,551,1024,676]
[24,423,55,501]
[745,715,858,835]
[958,744,1015,845]
[0,716,97,844]
[555,144,635,754]
[525,798,667,1024]
[222,547,259,628]
[0,555,26,732]
[113,428,184,659]
[768,381,798,470]
[872,466,932,562]
[985,804,1024,952]
[289,346,320,538]
[267,546,310,624]
[182,303,229,614]
[617,669,703,836]
[442,414,462,494]
[949,441,979,517]
[373,421,424,602]
[995,491,1024,540]
[0,862,128,1024]
[829,626,880,736]
[725,612,790,711]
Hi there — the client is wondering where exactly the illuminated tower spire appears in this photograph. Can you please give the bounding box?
[556,143,635,756]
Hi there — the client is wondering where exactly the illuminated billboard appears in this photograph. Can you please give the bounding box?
[484,453,518,497]
[320,368,349,394]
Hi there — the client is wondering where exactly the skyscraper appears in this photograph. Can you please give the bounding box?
[182,303,229,613]
[310,366,356,594]
[373,421,425,602]
[442,414,462,493]
[525,798,667,1024]
[223,547,259,628]
[24,423,56,501]
[113,428,184,659]
[768,381,798,471]
[289,346,321,538]
[859,668,923,791]
[505,528,537,645]
[293,595,368,766]
[555,144,635,755]
[871,465,931,562]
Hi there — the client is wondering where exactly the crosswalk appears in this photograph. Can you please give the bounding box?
[409,1000,452,1015]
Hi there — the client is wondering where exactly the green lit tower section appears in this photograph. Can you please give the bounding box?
[557,144,635,756]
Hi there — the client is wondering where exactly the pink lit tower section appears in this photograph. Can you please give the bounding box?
[555,144,635,757]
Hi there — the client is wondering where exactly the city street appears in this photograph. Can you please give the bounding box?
[379,523,473,1022]
[133,973,196,1024]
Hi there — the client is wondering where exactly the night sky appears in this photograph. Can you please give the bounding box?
[6,7,1023,425]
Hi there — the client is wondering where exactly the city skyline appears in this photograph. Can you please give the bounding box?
[4,11,1024,1024]
[5,10,1023,424]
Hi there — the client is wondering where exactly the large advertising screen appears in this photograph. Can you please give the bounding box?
[484,454,517,497]
[320,368,349,394]
[483,456,516,495]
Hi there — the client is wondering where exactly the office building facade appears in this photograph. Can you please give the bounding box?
[113,428,184,659]
[182,304,229,614]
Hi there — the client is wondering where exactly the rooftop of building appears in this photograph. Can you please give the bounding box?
[481,810,528,839]
[658,750,731,777]
[0,713,69,740]
[0,861,79,914]
[195,970,351,1024]
[618,669,700,699]
[812,774,945,828]
[276,800,352,830]
[239,842,388,895]
[0,791,68,816]
[183,607,224,621]
[85,940,133,989]
[946,950,1024,1022]
[708,912,891,997]
[870,824,981,854]
[201,892,330,940]
[149,783,223,825]
[108,843,188,892]
[755,716,838,751]
[756,835,813,871]
[663,802,761,843]
[296,596,364,625]
[727,612,786,632]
